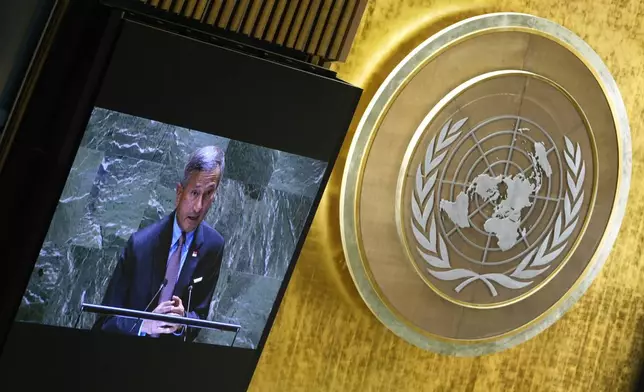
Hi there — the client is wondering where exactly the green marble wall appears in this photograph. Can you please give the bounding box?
[16,108,326,349]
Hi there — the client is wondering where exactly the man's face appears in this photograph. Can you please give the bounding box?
[175,169,221,233]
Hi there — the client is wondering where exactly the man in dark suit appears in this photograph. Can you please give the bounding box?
[94,146,225,341]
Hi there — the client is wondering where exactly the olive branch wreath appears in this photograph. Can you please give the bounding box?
[410,118,585,297]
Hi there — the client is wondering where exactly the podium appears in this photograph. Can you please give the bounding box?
[81,303,242,346]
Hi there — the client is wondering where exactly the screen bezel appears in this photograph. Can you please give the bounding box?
[0,2,360,390]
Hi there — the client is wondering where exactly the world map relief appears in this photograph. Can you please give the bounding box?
[440,141,552,251]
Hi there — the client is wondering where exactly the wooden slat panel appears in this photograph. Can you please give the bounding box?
[229,0,251,31]
[217,0,237,29]
[129,0,366,61]
[252,0,276,38]
[275,0,300,45]
[284,0,310,48]
[263,0,287,41]
[295,0,323,51]
[171,0,185,13]
[294,0,322,50]
[315,0,343,56]
[160,0,174,11]
[305,0,334,54]
[327,0,354,59]
[192,0,209,20]
[335,0,365,60]
[205,0,225,25]
[181,0,199,18]
[242,0,265,35]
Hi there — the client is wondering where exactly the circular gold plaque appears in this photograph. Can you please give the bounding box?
[340,13,631,355]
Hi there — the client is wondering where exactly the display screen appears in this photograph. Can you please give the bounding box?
[0,8,361,389]
[15,107,326,349]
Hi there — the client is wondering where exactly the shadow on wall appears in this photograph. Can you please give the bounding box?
[16,108,326,349]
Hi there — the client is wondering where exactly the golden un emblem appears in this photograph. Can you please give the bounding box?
[341,13,630,355]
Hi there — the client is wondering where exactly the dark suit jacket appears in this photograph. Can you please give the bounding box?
[93,212,224,341]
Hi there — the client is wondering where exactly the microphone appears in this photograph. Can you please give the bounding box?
[145,278,168,311]
[183,277,202,342]
[129,278,168,333]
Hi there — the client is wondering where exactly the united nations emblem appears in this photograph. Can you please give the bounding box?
[341,14,630,355]
[397,70,594,308]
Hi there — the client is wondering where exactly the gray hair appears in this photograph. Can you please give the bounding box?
[181,146,225,187]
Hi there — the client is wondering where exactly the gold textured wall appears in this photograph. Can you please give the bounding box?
[249,0,644,390]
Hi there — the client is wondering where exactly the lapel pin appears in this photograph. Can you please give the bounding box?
[193,277,203,284]
[192,250,198,257]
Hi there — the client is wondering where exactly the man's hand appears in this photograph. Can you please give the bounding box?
[170,296,185,317]
[140,298,184,335]
[168,296,185,334]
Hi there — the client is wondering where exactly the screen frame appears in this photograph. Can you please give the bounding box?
[0,2,361,390]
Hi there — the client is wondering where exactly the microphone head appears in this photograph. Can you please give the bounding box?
[162,278,168,286]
